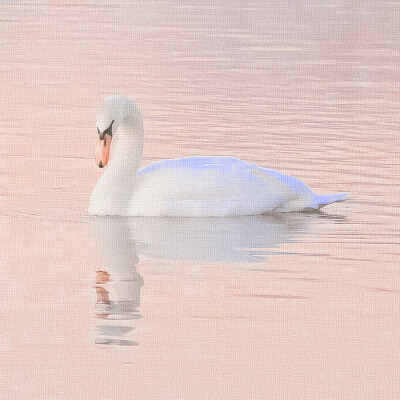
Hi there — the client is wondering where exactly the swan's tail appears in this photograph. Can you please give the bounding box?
[310,192,348,210]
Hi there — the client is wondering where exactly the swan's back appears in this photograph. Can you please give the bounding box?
[132,156,315,216]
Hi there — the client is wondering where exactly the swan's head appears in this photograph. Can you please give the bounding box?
[95,96,141,168]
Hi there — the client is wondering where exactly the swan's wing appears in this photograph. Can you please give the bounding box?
[138,157,310,193]
[135,156,343,215]
[135,157,293,216]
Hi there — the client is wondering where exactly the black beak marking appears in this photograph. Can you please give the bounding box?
[99,161,104,168]
[98,120,115,140]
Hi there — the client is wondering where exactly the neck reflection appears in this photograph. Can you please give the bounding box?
[91,217,143,347]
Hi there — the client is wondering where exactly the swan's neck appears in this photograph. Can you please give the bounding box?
[110,116,143,176]
[90,114,144,215]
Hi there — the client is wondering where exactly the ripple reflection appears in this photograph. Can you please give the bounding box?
[90,214,312,346]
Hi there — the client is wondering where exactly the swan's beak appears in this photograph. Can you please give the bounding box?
[95,134,112,168]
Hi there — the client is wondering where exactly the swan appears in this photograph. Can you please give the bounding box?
[89,96,346,216]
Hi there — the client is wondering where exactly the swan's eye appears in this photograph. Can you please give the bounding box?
[97,127,100,135]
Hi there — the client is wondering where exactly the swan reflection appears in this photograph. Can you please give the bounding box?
[91,217,143,347]
[90,214,311,346]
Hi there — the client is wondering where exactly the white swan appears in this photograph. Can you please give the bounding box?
[89,96,346,216]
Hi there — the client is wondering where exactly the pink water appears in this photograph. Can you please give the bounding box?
[0,1,399,399]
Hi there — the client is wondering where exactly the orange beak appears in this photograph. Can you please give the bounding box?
[95,134,112,168]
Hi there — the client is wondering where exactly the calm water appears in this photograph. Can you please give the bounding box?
[0,1,399,399]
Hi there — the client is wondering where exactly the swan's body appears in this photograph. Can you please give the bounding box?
[89,96,346,216]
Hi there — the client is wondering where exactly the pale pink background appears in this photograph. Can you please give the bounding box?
[0,1,399,399]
